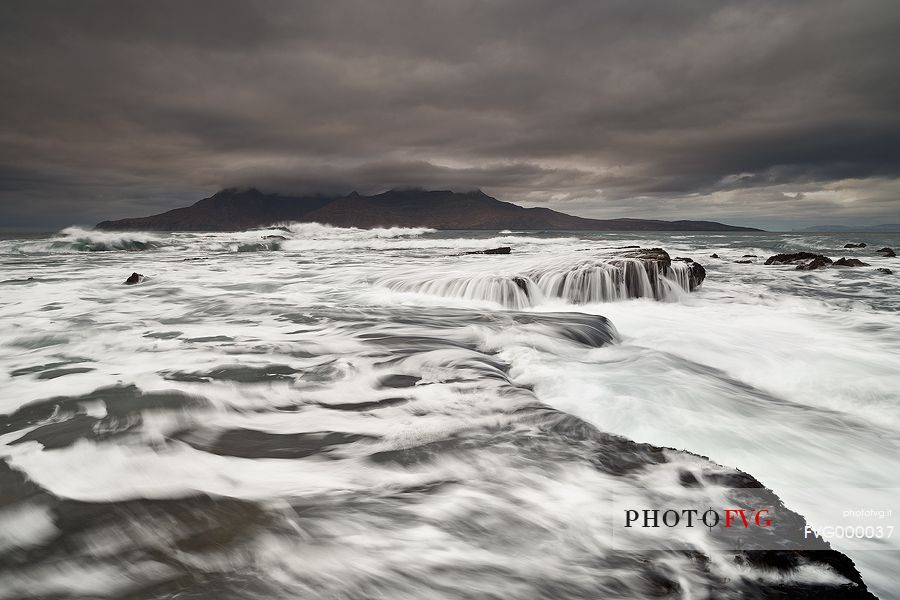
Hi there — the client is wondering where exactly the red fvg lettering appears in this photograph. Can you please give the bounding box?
[725,509,748,528]
[724,509,771,528]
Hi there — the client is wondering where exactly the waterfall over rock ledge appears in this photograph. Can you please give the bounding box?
[377,248,705,308]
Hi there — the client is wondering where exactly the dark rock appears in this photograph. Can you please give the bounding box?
[742,254,758,258]
[678,470,701,488]
[765,252,824,265]
[875,247,896,257]
[834,257,870,267]
[622,248,705,290]
[263,234,287,240]
[843,242,867,248]
[512,276,530,295]
[11,415,102,450]
[176,428,377,460]
[765,252,833,270]
[378,374,422,389]
[709,253,719,258]
[688,262,706,287]
[124,272,144,285]
[164,364,298,383]
[624,247,671,266]
[876,268,893,274]
[796,256,833,270]
[316,397,410,412]
[617,245,641,249]
[735,260,752,264]
[463,246,511,255]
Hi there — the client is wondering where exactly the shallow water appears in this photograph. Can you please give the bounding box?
[0,225,898,599]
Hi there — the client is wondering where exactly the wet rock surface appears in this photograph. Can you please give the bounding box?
[0,395,878,599]
[834,257,870,267]
[463,246,512,255]
[677,257,707,289]
[797,256,834,271]
[620,248,706,291]
[622,247,672,266]
[386,247,708,308]
[765,252,833,270]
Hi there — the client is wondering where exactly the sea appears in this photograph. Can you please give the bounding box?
[0,225,898,599]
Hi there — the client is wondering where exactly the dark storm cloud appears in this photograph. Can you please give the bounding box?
[1,0,899,229]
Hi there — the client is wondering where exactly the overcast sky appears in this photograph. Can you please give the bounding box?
[2,0,899,230]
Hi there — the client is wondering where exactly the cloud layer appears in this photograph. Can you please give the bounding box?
[2,0,899,229]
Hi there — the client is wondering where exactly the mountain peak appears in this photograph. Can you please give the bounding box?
[96,188,761,232]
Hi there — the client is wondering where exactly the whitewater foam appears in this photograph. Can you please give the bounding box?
[0,227,897,598]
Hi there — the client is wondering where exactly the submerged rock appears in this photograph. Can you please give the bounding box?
[834,257,870,267]
[709,253,719,258]
[735,260,752,264]
[765,252,833,270]
[844,242,867,248]
[124,272,144,285]
[742,254,758,258]
[875,247,896,257]
[463,246,511,255]
[876,267,893,274]
[263,234,288,240]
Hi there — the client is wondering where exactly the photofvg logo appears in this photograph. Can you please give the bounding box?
[624,507,772,530]
[609,488,785,551]
[611,487,899,551]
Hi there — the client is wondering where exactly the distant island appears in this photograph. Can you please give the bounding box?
[795,224,900,233]
[96,188,762,232]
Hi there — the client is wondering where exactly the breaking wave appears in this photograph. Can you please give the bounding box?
[19,227,164,253]
[278,222,436,239]
[1,223,439,255]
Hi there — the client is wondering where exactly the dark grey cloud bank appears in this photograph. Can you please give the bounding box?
[2,0,899,230]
